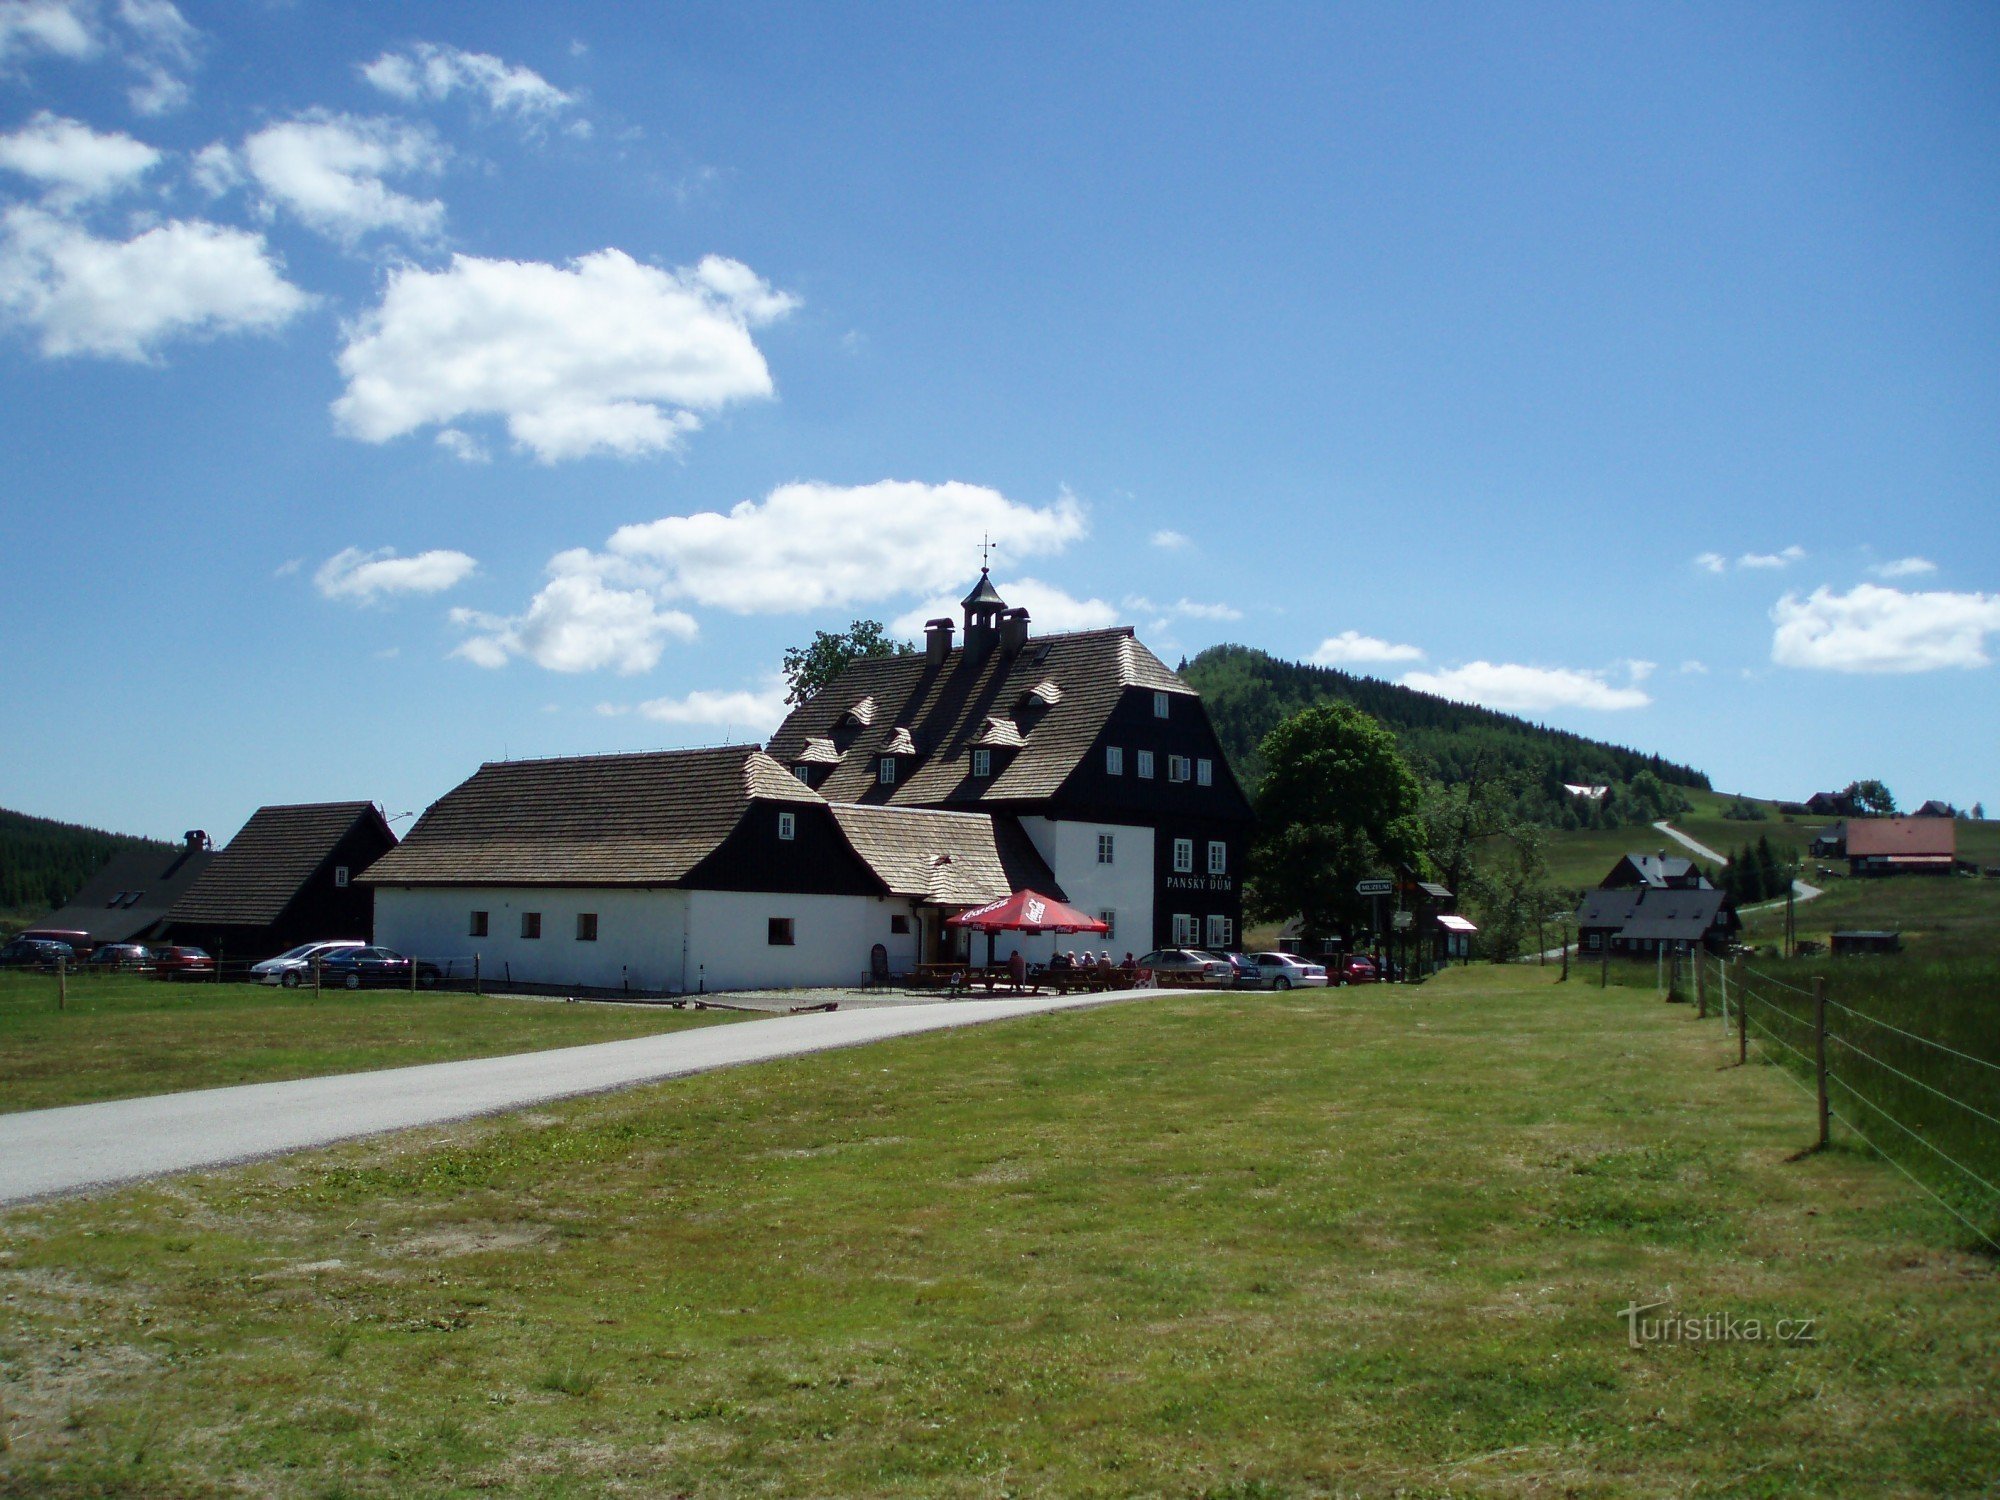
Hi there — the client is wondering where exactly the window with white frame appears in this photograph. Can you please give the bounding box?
[334,865,350,888]
[1173,912,1197,944]
[1137,749,1155,779]
[1106,745,1124,776]
[972,747,992,778]
[1098,910,1116,940]
[1173,837,1194,873]
[1207,840,1227,874]
[1167,754,1191,783]
[879,758,896,785]
[1196,758,1213,786]
[793,765,811,784]
[1153,691,1169,718]
[778,811,796,841]
[1097,832,1115,864]
[1206,914,1233,949]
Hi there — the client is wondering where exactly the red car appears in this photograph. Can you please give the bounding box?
[151,946,216,980]
[1335,955,1379,986]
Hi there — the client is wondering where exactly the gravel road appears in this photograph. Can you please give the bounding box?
[0,988,1182,1206]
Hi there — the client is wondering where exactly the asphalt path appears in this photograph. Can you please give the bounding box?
[0,988,1184,1206]
[1651,819,1731,866]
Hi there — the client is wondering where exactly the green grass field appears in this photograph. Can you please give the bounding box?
[0,973,744,1115]
[3,968,1996,1496]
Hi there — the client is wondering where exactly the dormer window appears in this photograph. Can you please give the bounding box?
[972,748,992,778]
[1153,691,1170,718]
[793,765,811,784]
[879,758,896,786]
[778,812,796,841]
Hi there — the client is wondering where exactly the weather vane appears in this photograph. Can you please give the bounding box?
[979,532,995,571]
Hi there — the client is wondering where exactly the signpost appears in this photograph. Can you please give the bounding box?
[1355,879,1394,967]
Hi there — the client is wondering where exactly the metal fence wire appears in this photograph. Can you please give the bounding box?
[1698,951,2000,1255]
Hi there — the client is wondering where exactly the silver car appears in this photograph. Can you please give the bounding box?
[251,940,366,987]
[1137,949,1235,986]
[1248,952,1329,990]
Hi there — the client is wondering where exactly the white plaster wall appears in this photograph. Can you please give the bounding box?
[685,890,918,991]
[1018,817,1154,959]
[373,887,689,992]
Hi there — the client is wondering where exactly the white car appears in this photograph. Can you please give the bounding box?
[252,940,366,987]
[1247,952,1329,990]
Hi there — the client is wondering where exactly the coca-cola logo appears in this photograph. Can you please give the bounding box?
[1024,898,1047,924]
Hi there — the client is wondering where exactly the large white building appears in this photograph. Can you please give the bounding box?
[765,572,1254,958]
[362,744,1058,993]
[363,573,1255,993]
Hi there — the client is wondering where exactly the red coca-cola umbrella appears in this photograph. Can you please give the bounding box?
[947,890,1109,936]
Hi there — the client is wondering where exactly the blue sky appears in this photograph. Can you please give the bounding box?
[2,1,1996,842]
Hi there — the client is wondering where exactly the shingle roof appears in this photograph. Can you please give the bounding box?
[1576,886,1731,942]
[827,805,1061,905]
[170,803,382,926]
[1845,817,1956,859]
[31,844,215,943]
[361,747,818,888]
[766,627,1194,808]
[1604,853,1705,888]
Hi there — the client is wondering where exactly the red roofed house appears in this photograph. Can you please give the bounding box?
[1844,817,1956,877]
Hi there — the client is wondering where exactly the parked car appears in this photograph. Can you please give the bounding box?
[21,928,92,951]
[1335,955,1379,986]
[251,940,367,988]
[1247,952,1329,990]
[315,946,441,990]
[151,945,216,980]
[0,937,76,969]
[86,943,153,971]
[1136,949,1235,986]
[1212,951,1264,987]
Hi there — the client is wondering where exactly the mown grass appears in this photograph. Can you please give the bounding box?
[1714,876,2000,1247]
[2,968,1996,1496]
[0,972,745,1114]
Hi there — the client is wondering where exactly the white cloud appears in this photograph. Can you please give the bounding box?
[451,550,697,674]
[314,545,477,604]
[890,576,1117,638]
[1399,661,1652,712]
[1678,659,1708,675]
[333,249,795,461]
[629,676,791,735]
[1872,556,1937,579]
[1123,595,1242,624]
[361,41,574,119]
[1770,584,2000,674]
[0,0,96,64]
[0,112,159,203]
[434,427,489,463]
[608,480,1085,613]
[1310,630,1425,666]
[236,112,446,244]
[0,204,311,359]
[1738,545,1806,570]
[1693,552,1727,574]
[117,0,197,115]
[1150,529,1189,549]
[272,557,302,578]
[1622,658,1657,682]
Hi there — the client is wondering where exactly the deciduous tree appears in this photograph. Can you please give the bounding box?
[781,620,917,704]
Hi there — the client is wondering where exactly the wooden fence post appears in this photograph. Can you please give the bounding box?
[1600,940,1609,989]
[474,952,482,997]
[312,955,321,1000]
[1814,976,1830,1150]
[1736,959,1747,1065]
[56,956,66,1012]
[1696,953,1708,1019]
[410,950,417,994]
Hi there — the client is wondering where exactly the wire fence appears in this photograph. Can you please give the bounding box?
[1694,950,2000,1255]
[8,948,520,1007]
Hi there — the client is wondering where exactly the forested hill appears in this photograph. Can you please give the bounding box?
[1182,646,1710,809]
[0,807,174,927]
